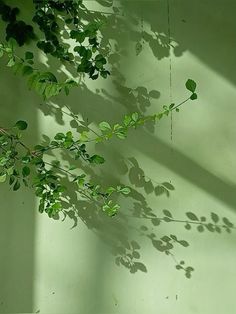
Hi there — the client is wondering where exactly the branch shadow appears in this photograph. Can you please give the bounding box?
[39,132,235,280]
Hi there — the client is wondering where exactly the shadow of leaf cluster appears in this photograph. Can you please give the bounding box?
[40,139,236,279]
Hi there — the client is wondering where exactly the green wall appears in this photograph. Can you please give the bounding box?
[1,1,236,313]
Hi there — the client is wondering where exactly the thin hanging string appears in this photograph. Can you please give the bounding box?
[167,0,173,146]
[141,14,144,44]
[167,0,174,187]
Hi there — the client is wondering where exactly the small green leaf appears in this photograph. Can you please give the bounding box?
[102,201,120,217]
[54,133,65,140]
[7,58,15,67]
[64,85,70,96]
[0,174,7,183]
[52,202,62,210]
[80,131,89,142]
[34,145,45,151]
[116,131,126,139]
[38,72,57,83]
[99,121,111,132]
[15,120,28,130]
[27,73,40,90]
[123,115,132,126]
[13,180,20,191]
[6,166,14,176]
[25,51,34,60]
[185,79,197,93]
[118,186,131,195]
[22,166,30,177]
[0,157,8,167]
[190,93,197,100]
[9,175,15,185]
[22,65,33,76]
[44,84,61,99]
[22,156,31,164]
[132,112,139,122]
[106,187,116,195]
[89,155,105,164]
[12,62,24,74]
[100,71,109,79]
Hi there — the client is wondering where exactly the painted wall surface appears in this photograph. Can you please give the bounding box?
[1,1,236,313]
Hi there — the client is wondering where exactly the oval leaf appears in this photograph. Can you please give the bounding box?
[0,174,7,183]
[15,120,28,130]
[185,79,196,93]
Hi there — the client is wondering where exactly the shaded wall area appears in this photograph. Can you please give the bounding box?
[0,1,38,312]
[122,0,236,86]
[0,62,38,313]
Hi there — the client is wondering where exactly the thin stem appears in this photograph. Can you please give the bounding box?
[84,96,192,144]
[171,97,191,111]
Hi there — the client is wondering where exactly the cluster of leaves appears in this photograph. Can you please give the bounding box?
[0,1,210,280]
[93,79,197,143]
[33,0,110,79]
[0,121,131,218]
[0,40,78,99]
[0,80,198,218]
[0,0,110,98]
